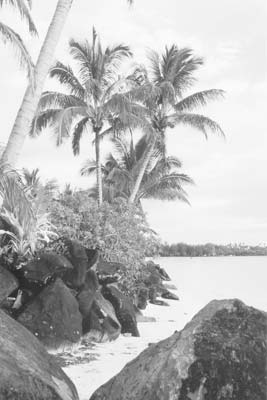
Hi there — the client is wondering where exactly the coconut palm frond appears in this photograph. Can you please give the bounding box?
[30,109,61,137]
[38,91,86,112]
[53,107,87,146]
[172,48,203,95]
[72,116,89,155]
[0,22,34,82]
[80,159,97,176]
[50,61,85,98]
[69,38,93,83]
[160,44,180,83]
[149,155,183,176]
[138,173,191,203]
[148,49,162,83]
[168,112,225,139]
[103,44,132,81]
[31,106,86,144]
[0,0,37,35]
[127,81,161,109]
[111,136,134,170]
[175,89,225,112]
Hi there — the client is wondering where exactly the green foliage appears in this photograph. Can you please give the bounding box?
[0,165,58,260]
[48,192,160,294]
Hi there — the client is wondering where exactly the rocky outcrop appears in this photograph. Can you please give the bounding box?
[18,278,82,348]
[90,299,267,400]
[0,309,79,400]
[101,284,140,337]
[0,264,18,303]
[76,269,99,318]
[83,291,121,342]
[22,252,74,286]
[94,291,121,340]
[141,261,179,305]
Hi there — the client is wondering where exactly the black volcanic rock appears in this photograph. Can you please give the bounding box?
[0,309,79,400]
[18,278,82,348]
[90,299,267,400]
[101,285,139,337]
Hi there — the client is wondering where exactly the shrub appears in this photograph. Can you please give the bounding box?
[48,191,160,295]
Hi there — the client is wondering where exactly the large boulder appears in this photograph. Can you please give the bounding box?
[22,252,74,287]
[0,309,78,400]
[45,238,99,289]
[90,299,267,400]
[0,265,18,304]
[82,292,121,342]
[18,278,82,348]
[94,291,121,340]
[76,270,99,318]
[101,285,139,337]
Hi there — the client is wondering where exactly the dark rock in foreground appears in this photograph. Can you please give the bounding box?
[90,299,267,400]
[0,264,18,303]
[0,309,78,400]
[18,278,82,348]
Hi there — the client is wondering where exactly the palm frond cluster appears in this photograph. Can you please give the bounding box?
[0,0,37,82]
[81,135,194,204]
[31,31,224,206]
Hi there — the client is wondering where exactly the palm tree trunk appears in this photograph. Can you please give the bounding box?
[1,0,73,167]
[95,129,103,207]
[129,134,157,204]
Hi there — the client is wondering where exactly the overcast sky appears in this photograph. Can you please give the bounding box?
[0,0,266,245]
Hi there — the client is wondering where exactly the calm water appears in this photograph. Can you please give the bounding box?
[64,256,267,399]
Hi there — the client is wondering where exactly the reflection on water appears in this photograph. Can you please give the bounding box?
[63,256,267,399]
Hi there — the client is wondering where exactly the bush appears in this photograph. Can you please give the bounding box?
[48,192,160,296]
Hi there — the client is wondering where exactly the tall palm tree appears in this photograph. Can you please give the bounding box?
[126,46,225,203]
[1,0,74,168]
[29,29,142,206]
[81,134,193,204]
[0,0,37,81]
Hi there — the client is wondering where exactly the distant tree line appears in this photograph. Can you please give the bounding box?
[160,242,267,257]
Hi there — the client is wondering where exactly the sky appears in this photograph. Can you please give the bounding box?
[0,0,266,245]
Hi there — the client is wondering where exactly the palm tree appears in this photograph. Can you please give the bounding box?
[81,134,193,204]
[0,0,37,81]
[1,0,74,168]
[126,46,225,204]
[29,29,142,206]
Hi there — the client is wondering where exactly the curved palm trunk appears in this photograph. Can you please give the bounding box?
[129,134,157,204]
[95,129,103,207]
[1,0,73,167]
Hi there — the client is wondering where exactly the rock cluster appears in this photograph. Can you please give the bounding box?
[0,237,148,348]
